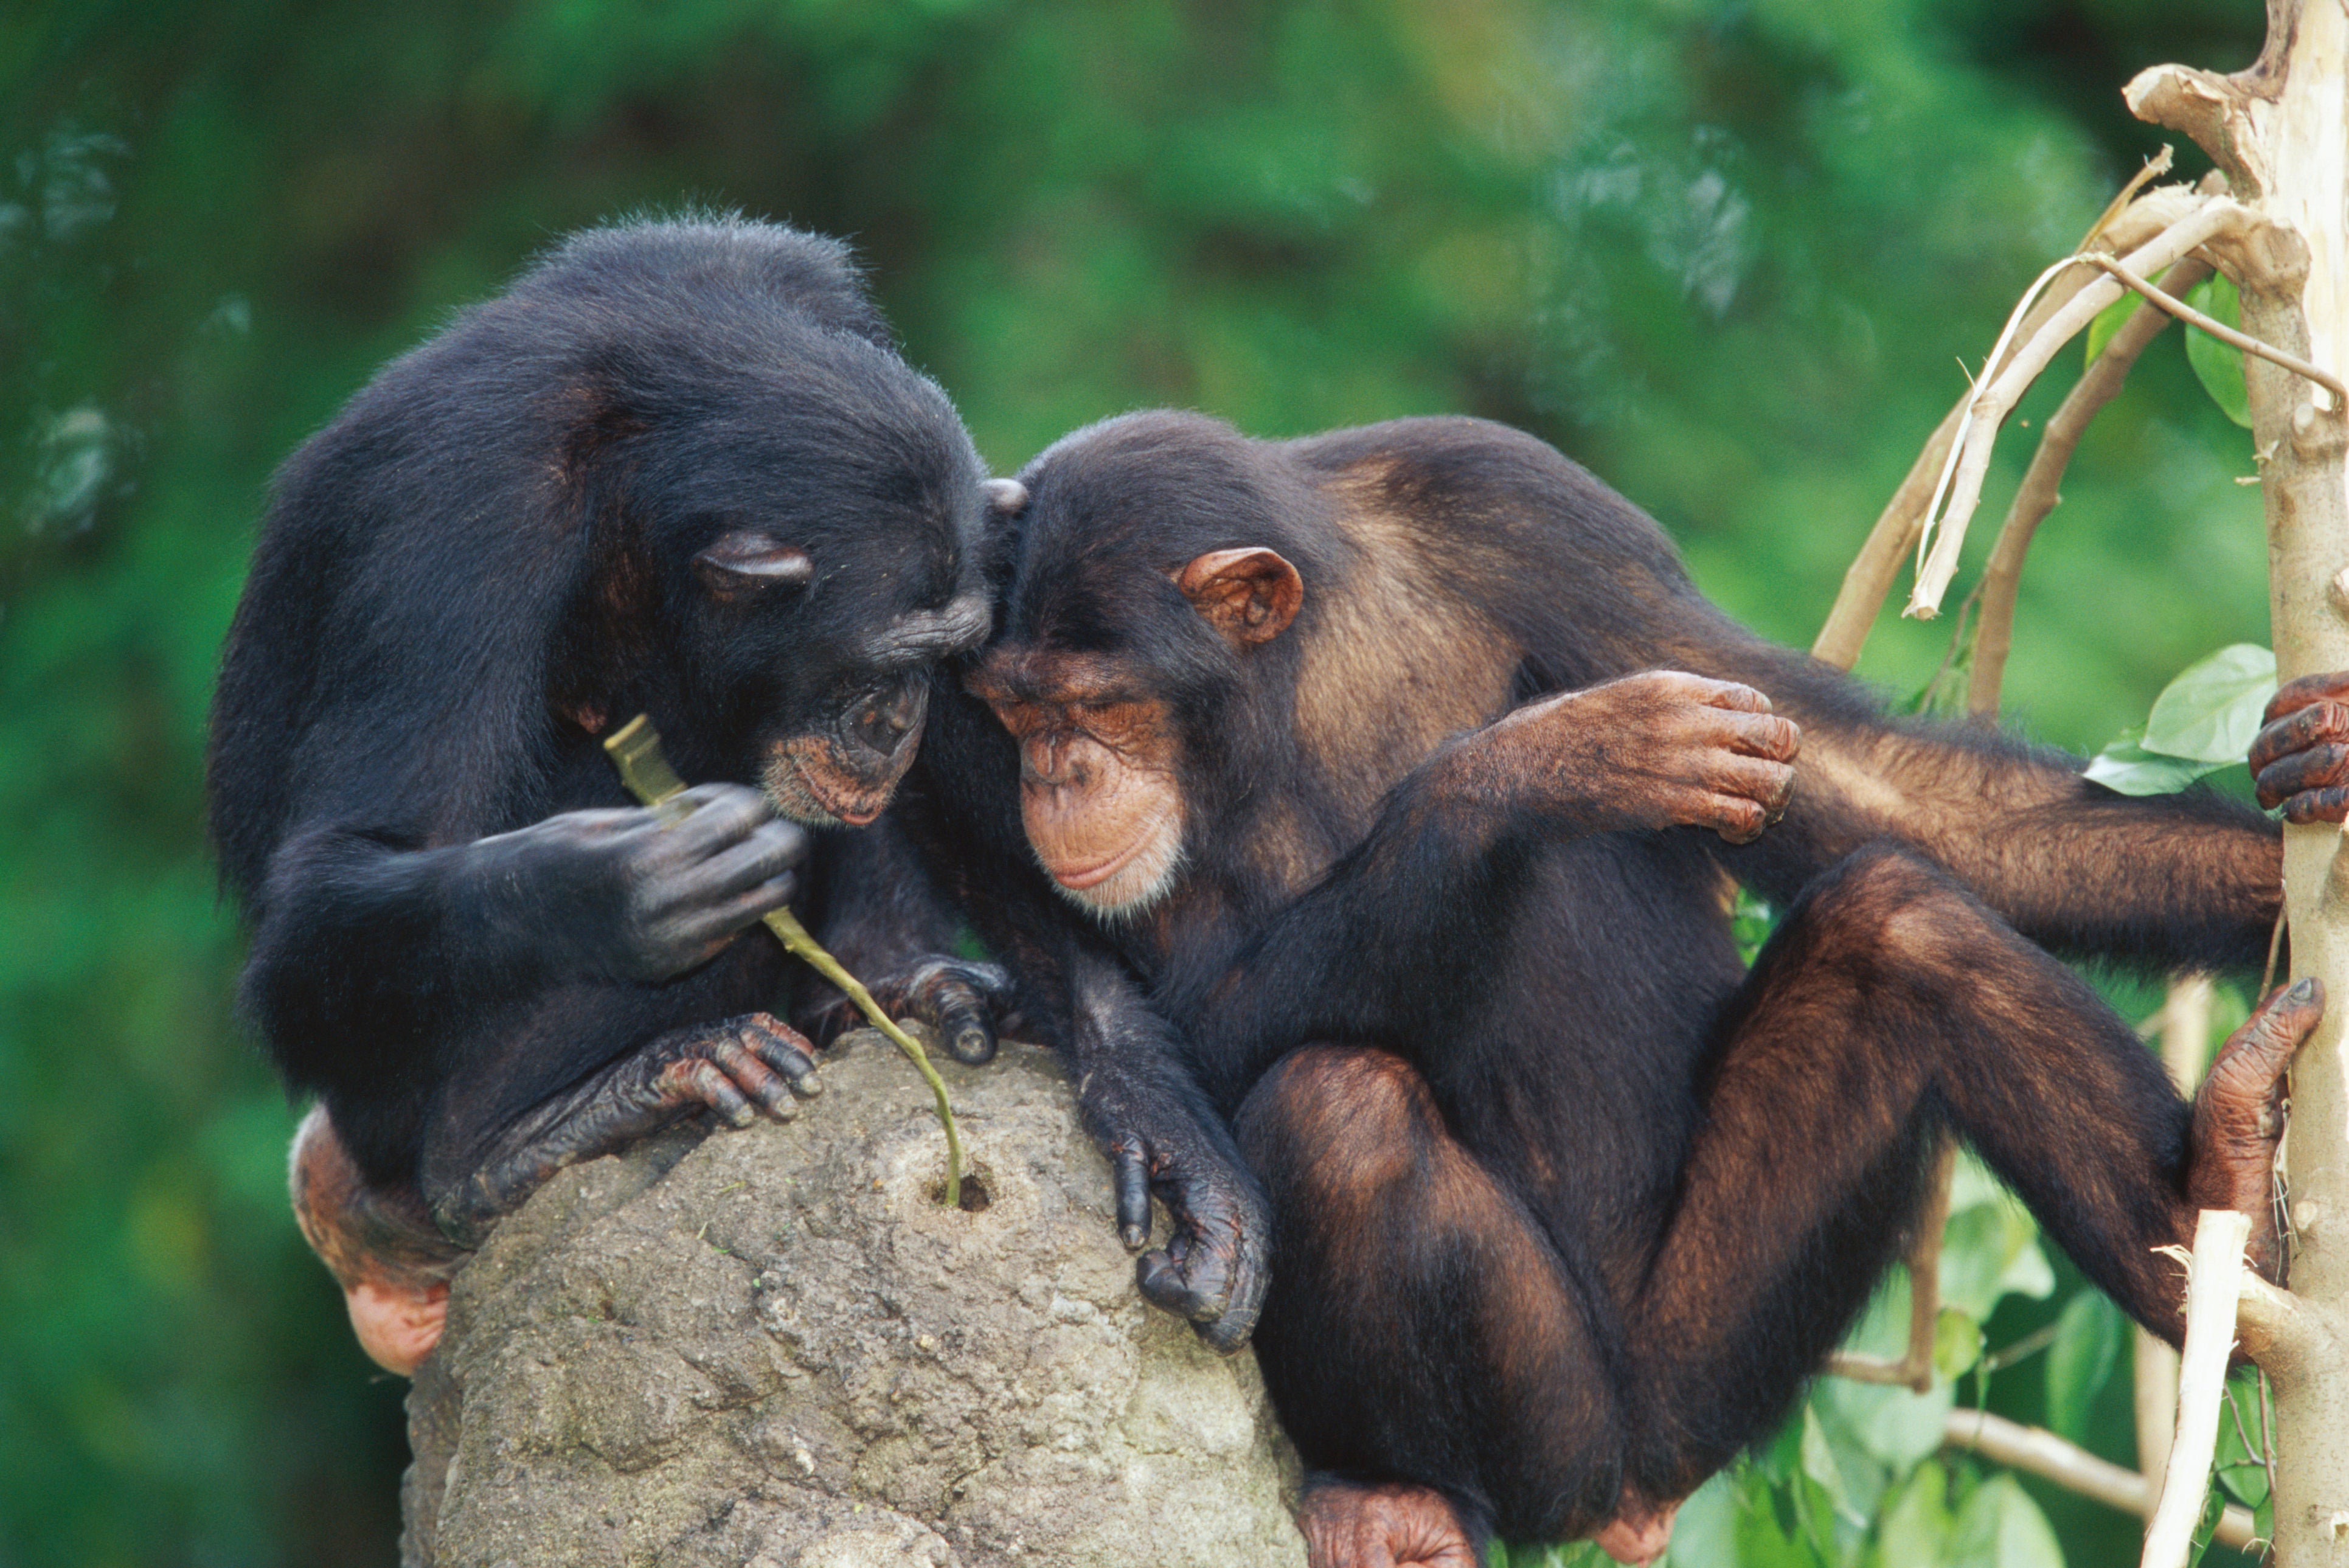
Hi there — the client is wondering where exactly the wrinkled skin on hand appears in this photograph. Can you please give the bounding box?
[1297,1480,1480,1568]
[803,954,1016,1065]
[2187,977,2320,1282]
[1094,1093,1270,1356]
[2252,671,2349,823]
[1456,670,1800,845]
[476,782,808,983]
[434,1010,822,1247]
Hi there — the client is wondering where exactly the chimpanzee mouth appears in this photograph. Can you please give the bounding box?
[1038,816,1187,918]
[761,737,905,828]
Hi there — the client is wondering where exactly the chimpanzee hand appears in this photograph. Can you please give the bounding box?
[474,783,808,983]
[2188,977,2321,1282]
[1105,1108,1273,1355]
[802,956,1016,1064]
[1471,670,1800,844]
[431,1010,821,1246]
[2251,672,2349,821]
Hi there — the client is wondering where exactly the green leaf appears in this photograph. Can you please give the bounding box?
[1933,1308,1983,1382]
[2184,274,2254,428]
[2083,735,2227,796]
[2142,644,2277,763]
[1801,1403,1873,1533]
[1663,1473,1743,1567]
[1873,1460,1956,1568]
[2042,1292,2122,1442]
[2085,292,2140,367]
[2213,1370,2271,1508]
[1946,1474,2064,1568]
[1939,1168,2053,1319]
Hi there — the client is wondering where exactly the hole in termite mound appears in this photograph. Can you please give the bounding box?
[929,1163,993,1213]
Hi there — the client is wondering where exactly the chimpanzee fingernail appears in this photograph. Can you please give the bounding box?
[2289,976,2318,1004]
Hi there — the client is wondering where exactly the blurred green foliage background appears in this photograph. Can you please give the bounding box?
[0,0,2283,1562]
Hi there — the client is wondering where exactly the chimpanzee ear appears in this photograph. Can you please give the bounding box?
[1174,547,1303,647]
[693,532,813,599]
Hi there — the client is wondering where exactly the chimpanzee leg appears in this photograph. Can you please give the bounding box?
[1623,844,2307,1505]
[1237,1046,1628,1560]
[291,1104,467,1376]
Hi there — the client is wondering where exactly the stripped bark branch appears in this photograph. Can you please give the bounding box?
[2142,1210,2253,1568]
[2134,976,2217,1507]
[1910,196,2254,619]
[2080,252,2349,406]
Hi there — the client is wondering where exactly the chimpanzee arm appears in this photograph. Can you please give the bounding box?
[1695,633,2283,974]
[246,785,806,1169]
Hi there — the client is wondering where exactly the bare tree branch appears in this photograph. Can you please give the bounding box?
[1966,257,2215,716]
[1910,196,2254,619]
[1943,1409,2257,1552]
[1827,1140,1957,1392]
[1808,180,2219,667]
[2143,1211,2253,1568]
[2079,252,2349,406]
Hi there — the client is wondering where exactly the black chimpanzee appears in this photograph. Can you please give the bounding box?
[209,216,1010,1374]
[890,408,2325,1567]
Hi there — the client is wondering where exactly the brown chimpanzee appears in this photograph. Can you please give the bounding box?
[209,217,1011,1374]
[889,408,2326,1566]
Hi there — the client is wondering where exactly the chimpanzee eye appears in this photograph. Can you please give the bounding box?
[692,530,813,597]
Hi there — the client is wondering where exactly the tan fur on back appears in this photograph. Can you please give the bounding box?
[1295,468,1522,834]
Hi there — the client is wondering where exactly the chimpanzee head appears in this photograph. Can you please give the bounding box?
[214,215,999,880]
[519,217,1001,826]
[966,411,1327,915]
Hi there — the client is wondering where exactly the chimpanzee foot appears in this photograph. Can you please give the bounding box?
[1592,1491,1681,1566]
[2188,977,2322,1280]
[1297,1480,1480,1568]
[432,1011,821,1246]
[290,1105,466,1376]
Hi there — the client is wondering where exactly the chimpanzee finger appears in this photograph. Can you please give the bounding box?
[1112,1142,1151,1251]
[1192,1261,1265,1354]
[687,819,812,900]
[1707,795,1771,845]
[2250,699,2349,781]
[706,1033,796,1119]
[1712,710,1801,763]
[741,1013,822,1098]
[2263,671,2349,727]
[1136,1244,1228,1324]
[671,1056,757,1128]
[2256,742,2349,810]
[2189,976,2319,1221]
[1710,754,1797,816]
[670,869,800,948]
[2282,786,2349,825]
[662,783,776,855]
[1692,678,1773,714]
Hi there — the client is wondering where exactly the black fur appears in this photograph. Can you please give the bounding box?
[210,215,991,1216]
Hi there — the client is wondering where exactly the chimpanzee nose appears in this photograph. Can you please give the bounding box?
[849,675,925,757]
